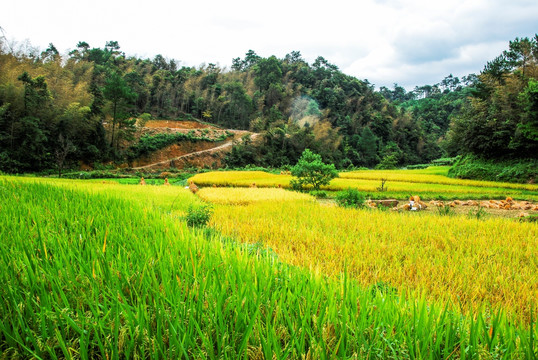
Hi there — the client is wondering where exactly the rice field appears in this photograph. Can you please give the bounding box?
[189,168,538,201]
[196,187,313,205]
[1,175,537,358]
[207,196,538,324]
[339,167,538,191]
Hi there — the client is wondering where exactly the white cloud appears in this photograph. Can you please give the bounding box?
[1,0,536,89]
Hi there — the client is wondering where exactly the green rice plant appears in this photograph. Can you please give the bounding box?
[468,206,488,220]
[436,204,455,216]
[0,177,537,358]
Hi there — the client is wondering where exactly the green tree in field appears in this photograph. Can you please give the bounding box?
[291,149,338,190]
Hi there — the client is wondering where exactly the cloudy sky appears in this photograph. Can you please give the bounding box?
[1,0,536,89]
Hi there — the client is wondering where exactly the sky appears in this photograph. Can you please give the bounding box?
[1,0,537,90]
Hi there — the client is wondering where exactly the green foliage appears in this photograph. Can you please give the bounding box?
[356,126,380,167]
[376,153,399,169]
[2,35,536,175]
[290,149,338,190]
[137,112,152,126]
[103,71,136,151]
[309,190,328,198]
[62,170,126,179]
[335,188,365,208]
[185,204,213,227]
[253,56,282,91]
[431,157,459,166]
[406,164,429,169]
[518,214,538,223]
[444,35,538,159]
[448,155,538,183]
[518,79,538,142]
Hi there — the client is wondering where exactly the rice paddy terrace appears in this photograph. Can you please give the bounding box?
[1,169,537,358]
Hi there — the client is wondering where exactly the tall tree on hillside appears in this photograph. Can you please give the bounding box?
[253,56,282,91]
[357,126,379,167]
[103,71,135,151]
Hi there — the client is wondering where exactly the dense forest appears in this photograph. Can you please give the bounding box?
[0,33,537,174]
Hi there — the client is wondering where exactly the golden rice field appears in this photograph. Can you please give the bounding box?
[201,187,538,324]
[196,187,313,205]
[189,168,538,200]
[340,167,538,190]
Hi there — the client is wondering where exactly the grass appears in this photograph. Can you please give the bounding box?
[1,176,537,358]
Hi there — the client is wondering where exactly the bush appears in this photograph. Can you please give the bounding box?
[335,188,365,208]
[185,204,213,227]
[407,164,429,170]
[137,113,152,127]
[309,190,328,198]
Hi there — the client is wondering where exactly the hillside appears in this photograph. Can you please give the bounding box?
[0,35,536,175]
[123,119,259,171]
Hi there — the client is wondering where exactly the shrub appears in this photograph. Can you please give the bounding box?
[309,190,328,199]
[137,113,152,127]
[335,188,365,208]
[185,204,213,227]
[407,164,429,169]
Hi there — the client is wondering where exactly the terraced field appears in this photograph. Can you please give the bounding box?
[190,167,538,200]
[1,173,537,358]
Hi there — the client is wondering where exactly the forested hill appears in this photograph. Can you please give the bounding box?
[0,35,537,173]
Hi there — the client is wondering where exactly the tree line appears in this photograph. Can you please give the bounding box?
[0,34,536,174]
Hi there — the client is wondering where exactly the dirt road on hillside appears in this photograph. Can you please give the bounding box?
[132,132,260,171]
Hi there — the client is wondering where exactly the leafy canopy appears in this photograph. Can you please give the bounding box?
[290,149,338,190]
